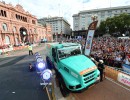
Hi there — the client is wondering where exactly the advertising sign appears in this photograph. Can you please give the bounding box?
[85,21,98,56]
[117,73,130,87]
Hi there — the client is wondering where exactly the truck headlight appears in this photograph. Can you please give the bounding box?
[96,75,100,81]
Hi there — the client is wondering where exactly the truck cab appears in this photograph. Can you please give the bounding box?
[46,43,100,96]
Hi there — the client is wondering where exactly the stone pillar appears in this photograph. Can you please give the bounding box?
[0,31,2,45]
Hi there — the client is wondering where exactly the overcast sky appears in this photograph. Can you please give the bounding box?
[2,0,130,28]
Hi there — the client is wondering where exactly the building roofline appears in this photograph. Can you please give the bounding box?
[79,5,130,13]
[39,16,71,26]
[72,5,130,16]
[0,1,36,19]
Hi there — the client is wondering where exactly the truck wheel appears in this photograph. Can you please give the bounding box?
[59,76,70,97]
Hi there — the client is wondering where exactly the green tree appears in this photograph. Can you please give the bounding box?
[98,13,130,37]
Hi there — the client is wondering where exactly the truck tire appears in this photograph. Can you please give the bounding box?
[58,75,70,97]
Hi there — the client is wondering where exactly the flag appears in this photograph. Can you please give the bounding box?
[85,21,98,56]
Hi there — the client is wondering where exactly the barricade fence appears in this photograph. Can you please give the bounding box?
[0,43,39,54]
[0,46,28,54]
[105,66,130,88]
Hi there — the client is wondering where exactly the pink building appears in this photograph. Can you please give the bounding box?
[0,1,52,46]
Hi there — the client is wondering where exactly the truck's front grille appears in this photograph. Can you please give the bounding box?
[83,71,95,84]
[84,74,94,81]
[85,78,95,84]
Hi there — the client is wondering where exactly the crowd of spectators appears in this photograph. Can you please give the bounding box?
[90,37,130,68]
[31,36,130,68]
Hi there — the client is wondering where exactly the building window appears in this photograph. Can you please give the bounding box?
[16,14,18,19]
[15,14,27,22]
[82,27,85,30]
[20,16,22,20]
[4,11,6,17]
[32,20,36,24]
[1,10,4,16]
[13,26,17,33]
[108,11,112,17]
[5,35,10,44]
[18,15,20,19]
[0,10,6,17]
[2,23,8,31]
[25,18,27,22]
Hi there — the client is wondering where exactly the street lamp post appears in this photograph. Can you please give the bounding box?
[105,26,109,34]
[114,26,117,37]
[124,25,129,36]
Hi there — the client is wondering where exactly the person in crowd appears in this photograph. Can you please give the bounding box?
[98,60,105,82]
[28,43,33,55]
[90,37,130,68]
[123,56,130,65]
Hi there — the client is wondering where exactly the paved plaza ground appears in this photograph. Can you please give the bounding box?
[0,44,49,100]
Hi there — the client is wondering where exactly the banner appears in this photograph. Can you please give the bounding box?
[117,73,130,87]
[85,21,98,56]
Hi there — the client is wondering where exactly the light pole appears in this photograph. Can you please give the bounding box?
[105,26,109,34]
[114,26,117,37]
[124,25,129,36]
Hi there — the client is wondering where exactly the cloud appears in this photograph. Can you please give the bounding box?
[125,0,130,4]
[82,0,90,3]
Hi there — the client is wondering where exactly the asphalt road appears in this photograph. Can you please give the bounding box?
[68,78,130,100]
[0,45,49,100]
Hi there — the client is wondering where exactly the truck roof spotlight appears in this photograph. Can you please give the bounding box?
[36,57,43,62]
[37,61,46,69]
[41,69,52,81]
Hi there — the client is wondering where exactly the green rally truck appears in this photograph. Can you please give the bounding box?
[46,42,100,97]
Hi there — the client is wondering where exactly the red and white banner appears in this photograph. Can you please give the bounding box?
[85,21,98,56]
[117,73,130,87]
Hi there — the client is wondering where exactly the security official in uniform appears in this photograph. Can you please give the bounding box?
[28,43,33,55]
[98,60,104,82]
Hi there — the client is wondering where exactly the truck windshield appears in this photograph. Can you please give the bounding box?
[58,47,81,59]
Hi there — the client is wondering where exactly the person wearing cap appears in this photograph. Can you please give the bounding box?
[98,60,105,81]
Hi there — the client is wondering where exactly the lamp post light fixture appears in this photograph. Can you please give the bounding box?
[114,26,118,37]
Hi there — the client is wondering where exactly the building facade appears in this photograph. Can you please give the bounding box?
[38,17,71,39]
[0,1,52,46]
[73,5,130,36]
